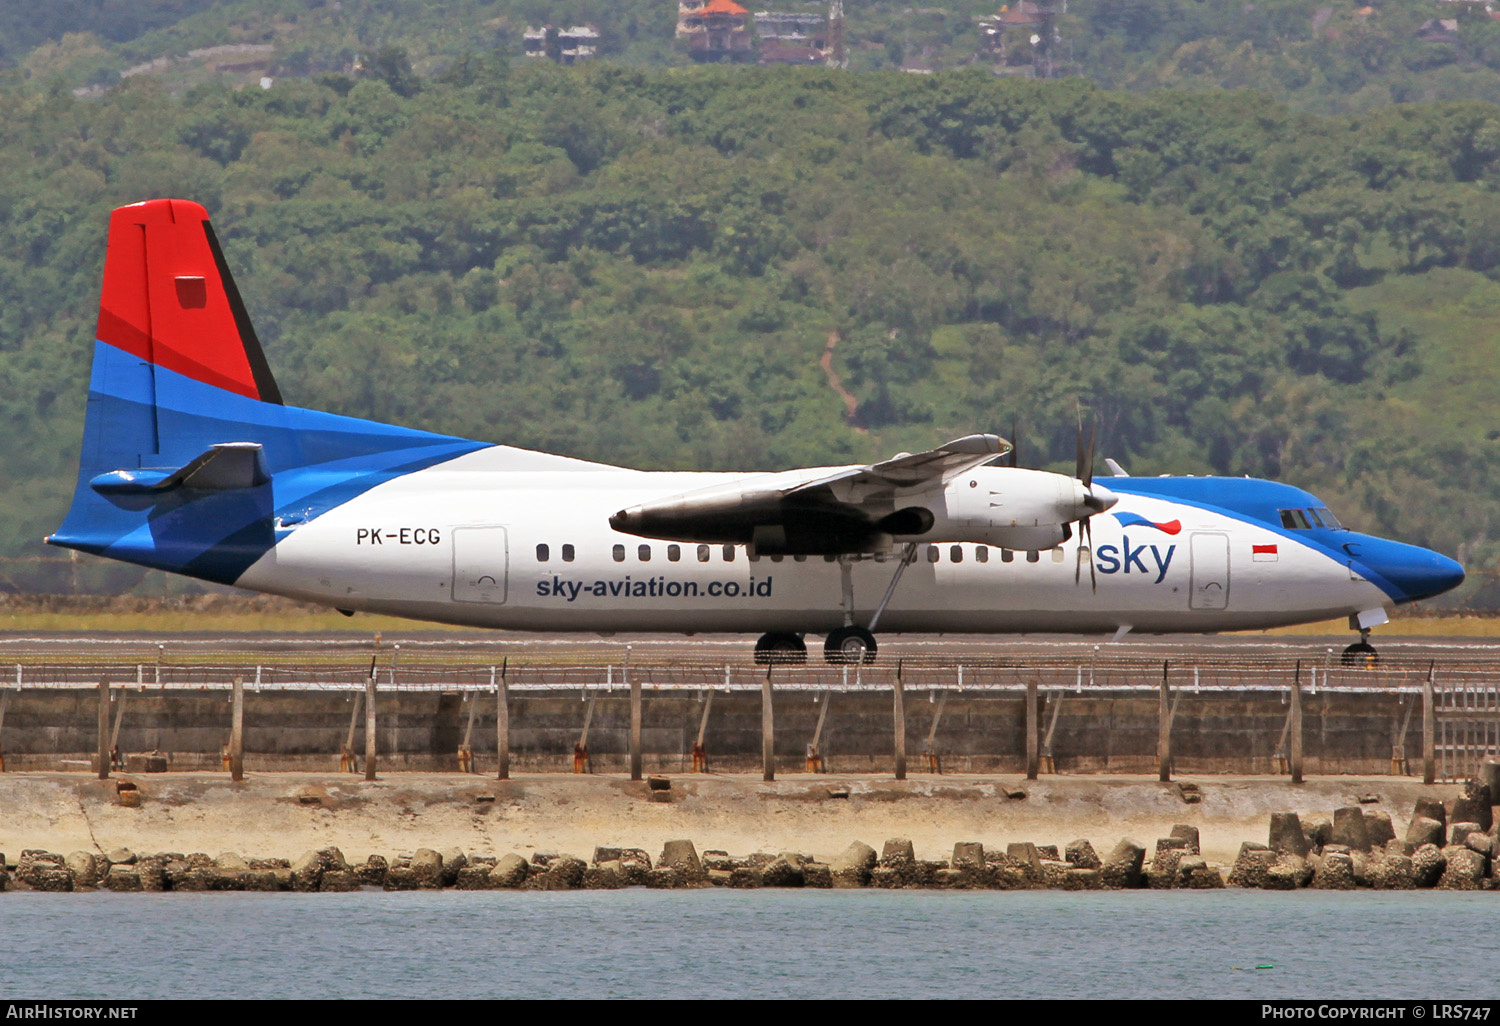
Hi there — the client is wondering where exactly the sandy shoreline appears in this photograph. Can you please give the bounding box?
[0,772,1465,865]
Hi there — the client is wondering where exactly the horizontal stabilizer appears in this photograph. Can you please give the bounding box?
[90,442,270,504]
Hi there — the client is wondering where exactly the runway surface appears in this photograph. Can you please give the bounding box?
[3,629,1500,666]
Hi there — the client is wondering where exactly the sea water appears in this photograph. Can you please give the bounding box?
[1,889,1494,1001]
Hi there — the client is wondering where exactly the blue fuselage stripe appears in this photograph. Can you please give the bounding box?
[50,340,489,583]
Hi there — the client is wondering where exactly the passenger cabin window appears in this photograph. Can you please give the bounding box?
[638,544,651,562]
[1052,547,1065,563]
[950,545,963,563]
[1026,550,1040,563]
[1001,549,1014,563]
[536,543,549,562]
[976,546,989,564]
[668,544,681,562]
[697,544,711,562]
[722,545,735,562]
[927,546,940,563]
[612,544,625,562]
[561,544,575,562]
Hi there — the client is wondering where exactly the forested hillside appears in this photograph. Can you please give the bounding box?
[2,54,1499,603]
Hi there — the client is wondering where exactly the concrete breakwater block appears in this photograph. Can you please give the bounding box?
[1407,816,1445,849]
[1227,844,1274,888]
[1065,839,1101,870]
[1451,781,1492,833]
[1331,807,1372,852]
[1312,852,1356,890]
[1414,797,1448,834]
[829,841,876,888]
[951,842,985,871]
[490,854,528,889]
[1268,812,1310,857]
[1411,844,1446,888]
[1438,846,1486,890]
[1363,810,1396,849]
[1100,840,1145,889]
[65,851,99,890]
[103,865,141,892]
[355,855,388,887]
[880,838,914,865]
[1179,855,1225,889]
[659,839,702,879]
[1169,825,1201,855]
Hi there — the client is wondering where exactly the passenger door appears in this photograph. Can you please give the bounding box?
[451,526,508,604]
[1189,532,1230,610]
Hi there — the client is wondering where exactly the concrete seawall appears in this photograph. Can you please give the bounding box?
[0,772,1481,867]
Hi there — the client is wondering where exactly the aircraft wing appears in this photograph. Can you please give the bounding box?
[786,433,1010,495]
[609,434,1010,555]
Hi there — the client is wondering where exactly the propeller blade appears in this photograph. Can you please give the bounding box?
[1086,516,1097,593]
[1008,416,1020,469]
[1075,406,1086,484]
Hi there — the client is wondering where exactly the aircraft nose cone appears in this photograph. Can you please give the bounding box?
[1361,541,1465,603]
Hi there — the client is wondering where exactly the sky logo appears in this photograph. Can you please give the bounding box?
[1113,513,1182,535]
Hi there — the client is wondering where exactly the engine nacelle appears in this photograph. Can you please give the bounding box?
[888,467,1114,550]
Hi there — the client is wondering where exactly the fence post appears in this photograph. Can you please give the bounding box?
[364,676,377,782]
[497,661,510,781]
[96,679,110,780]
[1290,660,1304,784]
[1422,667,1435,785]
[1025,677,1038,781]
[893,661,906,781]
[0,686,9,771]
[762,666,775,782]
[1157,660,1171,783]
[230,675,244,781]
[630,674,643,781]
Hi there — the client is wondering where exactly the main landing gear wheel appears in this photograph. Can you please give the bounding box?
[1341,641,1378,668]
[824,626,877,665]
[753,632,807,665]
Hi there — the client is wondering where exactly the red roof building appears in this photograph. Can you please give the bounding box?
[677,0,754,60]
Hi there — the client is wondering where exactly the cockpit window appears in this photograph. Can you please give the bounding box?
[1313,507,1343,530]
[1279,507,1345,530]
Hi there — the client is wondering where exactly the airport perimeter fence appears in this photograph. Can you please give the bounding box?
[0,642,1497,781]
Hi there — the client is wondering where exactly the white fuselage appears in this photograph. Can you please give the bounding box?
[236,447,1388,635]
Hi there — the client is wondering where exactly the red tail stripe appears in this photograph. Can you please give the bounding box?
[96,199,264,401]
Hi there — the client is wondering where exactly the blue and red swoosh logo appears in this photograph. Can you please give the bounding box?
[1113,513,1182,535]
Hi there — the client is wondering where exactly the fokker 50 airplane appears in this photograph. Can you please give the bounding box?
[47,200,1465,663]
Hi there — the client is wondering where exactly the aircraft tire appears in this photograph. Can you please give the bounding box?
[824,626,877,665]
[753,632,807,665]
[1340,641,1378,668]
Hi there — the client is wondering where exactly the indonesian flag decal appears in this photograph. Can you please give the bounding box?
[1252,543,1278,562]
